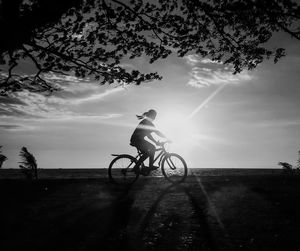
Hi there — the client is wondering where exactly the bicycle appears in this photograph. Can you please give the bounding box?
[108,142,188,186]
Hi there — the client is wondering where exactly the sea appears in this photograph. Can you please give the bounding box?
[0,168,283,179]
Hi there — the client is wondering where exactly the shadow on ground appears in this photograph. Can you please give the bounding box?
[1,174,300,250]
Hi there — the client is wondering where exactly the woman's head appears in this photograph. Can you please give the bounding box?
[137,109,157,120]
[145,109,157,120]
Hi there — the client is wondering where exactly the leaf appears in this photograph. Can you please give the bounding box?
[1,0,299,95]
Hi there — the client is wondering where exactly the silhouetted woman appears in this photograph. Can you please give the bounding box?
[130,109,166,170]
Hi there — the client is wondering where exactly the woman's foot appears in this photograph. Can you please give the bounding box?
[141,165,159,171]
[149,165,159,170]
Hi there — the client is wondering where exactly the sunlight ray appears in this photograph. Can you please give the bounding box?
[186,84,226,120]
[192,173,235,249]
[192,173,233,244]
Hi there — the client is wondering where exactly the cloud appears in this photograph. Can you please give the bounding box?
[0,73,125,125]
[43,72,89,83]
[1,91,73,118]
[185,55,223,66]
[69,87,124,105]
[0,96,26,105]
[184,54,253,88]
[188,67,252,88]
[42,85,124,106]
[254,119,300,128]
[185,54,202,66]
[39,73,126,105]
[40,113,122,122]
[0,106,30,117]
[0,89,123,119]
[0,124,22,130]
[0,112,122,132]
[0,122,36,131]
[200,58,224,65]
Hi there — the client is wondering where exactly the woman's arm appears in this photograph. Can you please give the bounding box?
[154,130,166,139]
[147,133,158,144]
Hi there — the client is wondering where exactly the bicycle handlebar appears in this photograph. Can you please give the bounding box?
[156,140,172,152]
[156,140,171,146]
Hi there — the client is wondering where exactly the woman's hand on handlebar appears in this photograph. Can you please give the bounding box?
[156,139,172,146]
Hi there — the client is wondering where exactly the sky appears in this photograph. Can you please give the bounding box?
[1,32,300,169]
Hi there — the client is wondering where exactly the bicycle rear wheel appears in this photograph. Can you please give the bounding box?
[161,153,187,183]
[108,154,139,185]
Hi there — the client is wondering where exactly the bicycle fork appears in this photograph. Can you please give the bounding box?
[165,156,177,170]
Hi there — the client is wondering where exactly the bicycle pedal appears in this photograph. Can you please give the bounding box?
[151,166,159,170]
[140,167,151,176]
[132,166,140,174]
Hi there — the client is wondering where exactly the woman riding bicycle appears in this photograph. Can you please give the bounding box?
[108,109,187,185]
[130,109,167,171]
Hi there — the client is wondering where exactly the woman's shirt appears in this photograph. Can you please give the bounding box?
[130,119,155,146]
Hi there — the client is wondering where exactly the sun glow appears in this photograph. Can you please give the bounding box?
[156,85,227,154]
[156,112,200,153]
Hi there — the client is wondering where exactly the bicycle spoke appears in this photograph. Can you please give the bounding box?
[162,153,187,183]
[108,155,139,185]
[167,157,177,170]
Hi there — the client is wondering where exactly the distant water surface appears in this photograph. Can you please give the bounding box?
[0,168,282,179]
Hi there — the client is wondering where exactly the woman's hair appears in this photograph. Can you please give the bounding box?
[136,109,157,120]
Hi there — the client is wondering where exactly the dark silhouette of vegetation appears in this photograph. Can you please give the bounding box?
[278,151,300,175]
[278,161,293,174]
[0,146,8,168]
[1,0,300,95]
[19,146,38,180]
[297,150,300,170]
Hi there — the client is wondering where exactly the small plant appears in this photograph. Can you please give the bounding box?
[297,151,300,170]
[278,162,293,175]
[19,147,38,180]
[0,146,8,168]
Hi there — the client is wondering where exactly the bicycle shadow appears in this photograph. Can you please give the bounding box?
[81,181,150,251]
[21,177,231,251]
[98,177,229,251]
[72,178,218,251]
[29,180,149,251]
[135,181,218,250]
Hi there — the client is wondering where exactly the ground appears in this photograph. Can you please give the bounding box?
[1,172,300,251]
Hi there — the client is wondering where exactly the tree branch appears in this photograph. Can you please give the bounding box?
[25,41,136,83]
[109,0,179,40]
[196,4,240,50]
[6,53,18,82]
[275,21,300,40]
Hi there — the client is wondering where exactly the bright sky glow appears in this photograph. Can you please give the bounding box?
[156,111,200,154]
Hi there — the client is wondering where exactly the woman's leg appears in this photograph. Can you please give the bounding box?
[147,143,156,168]
[137,141,156,167]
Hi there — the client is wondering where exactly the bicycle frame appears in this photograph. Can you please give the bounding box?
[108,141,187,184]
[135,144,169,168]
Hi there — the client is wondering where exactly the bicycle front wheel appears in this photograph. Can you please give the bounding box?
[162,153,187,184]
[108,154,139,186]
